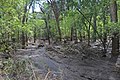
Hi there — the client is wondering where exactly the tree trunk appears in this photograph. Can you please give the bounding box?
[110,0,119,56]
[33,28,36,43]
[79,31,82,42]
[88,16,92,46]
[112,34,119,56]
[44,19,50,45]
[93,13,97,42]
[17,30,20,43]
[56,19,62,41]
[22,31,25,49]
[74,29,77,43]
[48,26,51,45]
[25,33,28,45]
[21,2,27,49]
[71,26,73,41]
[102,9,107,53]
[49,0,61,41]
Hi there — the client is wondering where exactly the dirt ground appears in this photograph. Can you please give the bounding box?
[11,42,120,80]
[1,43,120,80]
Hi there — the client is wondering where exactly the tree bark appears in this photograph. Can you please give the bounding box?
[33,28,36,43]
[56,19,62,41]
[93,13,97,42]
[110,0,119,56]
[49,0,62,41]
[71,26,73,41]
[21,2,27,49]
[102,8,107,53]
[44,19,50,45]
[79,31,82,42]
[88,16,92,46]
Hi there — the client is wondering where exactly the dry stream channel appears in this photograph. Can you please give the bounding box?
[16,43,120,80]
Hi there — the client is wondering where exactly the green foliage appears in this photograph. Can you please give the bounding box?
[108,22,120,35]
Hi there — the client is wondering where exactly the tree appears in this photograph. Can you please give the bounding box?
[110,0,119,56]
[47,0,62,41]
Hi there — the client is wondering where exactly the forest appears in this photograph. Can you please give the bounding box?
[0,0,120,80]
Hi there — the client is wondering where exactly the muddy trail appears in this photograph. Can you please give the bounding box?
[16,42,120,80]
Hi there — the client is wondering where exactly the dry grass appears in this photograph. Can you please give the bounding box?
[1,57,62,80]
